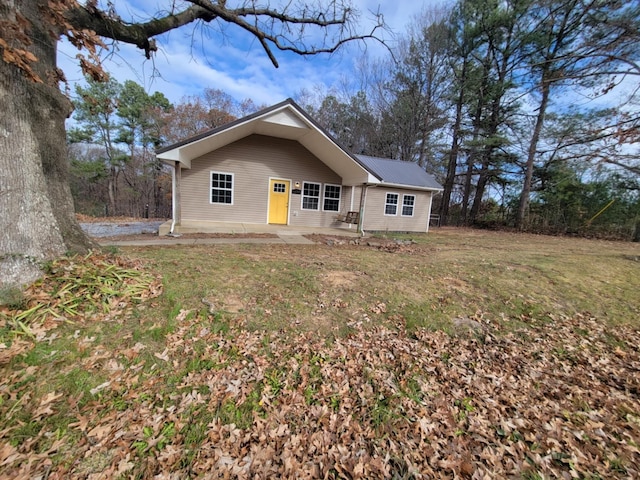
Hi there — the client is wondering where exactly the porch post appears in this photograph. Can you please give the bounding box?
[170,161,182,233]
[425,192,432,233]
[175,162,181,225]
[358,184,368,235]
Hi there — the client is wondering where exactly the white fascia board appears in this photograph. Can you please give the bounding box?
[157,150,192,169]
[157,150,191,169]
[157,150,179,161]
[341,172,379,186]
[157,123,254,169]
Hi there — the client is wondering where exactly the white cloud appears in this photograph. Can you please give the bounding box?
[59,0,446,108]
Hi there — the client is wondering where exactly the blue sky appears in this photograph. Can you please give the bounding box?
[58,1,448,106]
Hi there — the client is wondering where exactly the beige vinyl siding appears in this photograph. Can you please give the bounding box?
[180,134,343,226]
[362,187,432,232]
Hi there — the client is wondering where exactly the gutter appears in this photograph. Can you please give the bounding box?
[376,182,443,193]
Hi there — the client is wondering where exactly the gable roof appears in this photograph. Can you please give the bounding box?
[156,98,379,186]
[356,155,443,191]
[156,98,442,191]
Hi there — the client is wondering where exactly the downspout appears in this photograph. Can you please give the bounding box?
[169,161,177,234]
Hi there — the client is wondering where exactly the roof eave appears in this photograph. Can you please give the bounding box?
[376,181,443,192]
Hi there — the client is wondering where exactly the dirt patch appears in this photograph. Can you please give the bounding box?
[322,270,361,289]
[202,294,246,314]
[239,251,287,262]
[306,234,417,253]
[306,234,359,245]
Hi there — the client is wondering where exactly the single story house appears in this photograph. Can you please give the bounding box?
[156,99,442,235]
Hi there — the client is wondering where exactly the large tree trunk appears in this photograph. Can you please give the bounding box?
[440,109,461,224]
[0,0,94,288]
[470,156,490,222]
[440,59,467,226]
[517,79,551,229]
[460,154,474,225]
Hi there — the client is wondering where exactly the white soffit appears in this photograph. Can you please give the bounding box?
[261,109,310,129]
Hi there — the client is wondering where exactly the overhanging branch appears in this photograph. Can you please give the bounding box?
[64,0,385,67]
[66,3,216,59]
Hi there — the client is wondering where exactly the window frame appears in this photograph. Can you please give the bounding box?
[272,181,287,193]
[401,194,416,217]
[322,184,342,212]
[384,192,399,216]
[210,171,234,205]
[301,181,321,211]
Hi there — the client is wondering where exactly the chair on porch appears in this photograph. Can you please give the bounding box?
[336,211,360,224]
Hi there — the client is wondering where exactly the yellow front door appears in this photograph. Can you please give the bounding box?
[268,179,290,224]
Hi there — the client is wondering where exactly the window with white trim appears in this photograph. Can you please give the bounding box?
[302,182,321,210]
[385,193,399,215]
[402,194,416,217]
[323,184,341,212]
[211,171,233,204]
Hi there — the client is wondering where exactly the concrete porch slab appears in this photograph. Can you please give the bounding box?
[158,220,361,237]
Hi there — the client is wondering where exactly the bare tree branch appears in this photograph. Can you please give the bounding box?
[65,0,385,66]
[65,4,215,59]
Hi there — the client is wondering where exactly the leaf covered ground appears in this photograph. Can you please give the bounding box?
[1,230,639,479]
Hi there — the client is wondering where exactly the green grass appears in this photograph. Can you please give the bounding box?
[1,228,639,478]
[217,386,263,429]
[123,230,640,335]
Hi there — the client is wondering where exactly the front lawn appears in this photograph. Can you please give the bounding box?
[1,228,639,478]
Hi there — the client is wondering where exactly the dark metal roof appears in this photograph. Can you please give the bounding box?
[356,155,443,190]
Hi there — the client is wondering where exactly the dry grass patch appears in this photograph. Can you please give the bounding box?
[322,270,361,289]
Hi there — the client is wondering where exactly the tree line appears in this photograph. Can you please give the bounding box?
[297,0,640,239]
[68,82,263,218]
